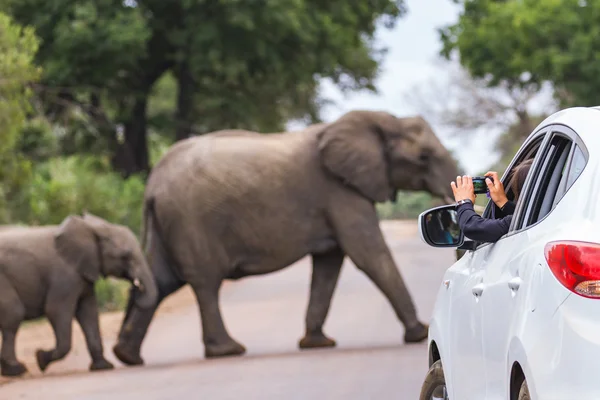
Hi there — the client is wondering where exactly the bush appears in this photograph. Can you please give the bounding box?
[95,278,130,312]
[21,155,146,234]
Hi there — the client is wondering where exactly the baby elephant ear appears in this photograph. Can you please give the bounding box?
[54,216,101,283]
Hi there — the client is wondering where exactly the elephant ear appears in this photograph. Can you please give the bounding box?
[54,216,101,283]
[317,114,391,203]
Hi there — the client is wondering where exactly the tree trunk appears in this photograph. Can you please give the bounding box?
[126,94,150,176]
[516,109,533,140]
[113,94,150,178]
[175,60,195,141]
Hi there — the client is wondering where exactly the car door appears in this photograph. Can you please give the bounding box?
[445,130,546,399]
[446,247,488,400]
[477,127,581,399]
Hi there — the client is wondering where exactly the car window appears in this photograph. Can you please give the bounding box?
[565,145,586,190]
[482,136,544,221]
[520,134,573,227]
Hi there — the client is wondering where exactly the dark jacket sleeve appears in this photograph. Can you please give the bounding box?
[499,200,516,216]
[457,202,512,243]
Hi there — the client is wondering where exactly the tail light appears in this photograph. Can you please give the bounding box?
[544,241,600,298]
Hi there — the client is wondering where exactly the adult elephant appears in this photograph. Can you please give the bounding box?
[113,110,458,365]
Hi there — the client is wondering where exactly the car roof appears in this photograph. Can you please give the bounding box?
[531,106,600,153]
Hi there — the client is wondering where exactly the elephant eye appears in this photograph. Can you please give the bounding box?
[419,151,431,163]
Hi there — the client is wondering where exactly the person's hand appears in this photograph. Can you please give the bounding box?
[484,171,508,208]
[451,175,476,204]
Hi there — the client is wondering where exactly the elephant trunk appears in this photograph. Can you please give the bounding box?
[427,152,460,205]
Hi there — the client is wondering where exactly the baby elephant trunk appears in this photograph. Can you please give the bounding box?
[129,260,158,310]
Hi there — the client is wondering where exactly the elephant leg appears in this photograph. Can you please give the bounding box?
[331,207,428,343]
[114,227,185,366]
[36,290,77,372]
[0,277,27,377]
[190,280,246,359]
[113,280,183,366]
[75,292,114,371]
[299,248,344,349]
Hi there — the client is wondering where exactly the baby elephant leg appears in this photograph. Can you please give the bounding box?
[0,277,27,377]
[36,288,78,372]
[75,291,114,371]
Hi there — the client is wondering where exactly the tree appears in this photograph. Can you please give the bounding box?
[440,0,600,109]
[404,59,556,170]
[1,0,151,175]
[3,0,408,176]
[0,12,41,221]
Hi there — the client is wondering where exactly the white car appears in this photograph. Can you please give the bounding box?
[417,106,600,400]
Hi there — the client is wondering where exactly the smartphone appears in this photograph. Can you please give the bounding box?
[472,176,492,194]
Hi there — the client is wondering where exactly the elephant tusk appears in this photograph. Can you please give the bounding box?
[133,278,145,292]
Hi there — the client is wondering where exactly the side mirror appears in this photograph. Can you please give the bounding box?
[418,204,464,248]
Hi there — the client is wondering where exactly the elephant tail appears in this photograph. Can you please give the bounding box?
[140,196,154,253]
[141,196,186,282]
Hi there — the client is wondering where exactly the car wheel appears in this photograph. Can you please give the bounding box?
[419,360,448,400]
[518,380,531,400]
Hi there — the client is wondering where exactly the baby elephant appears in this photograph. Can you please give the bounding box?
[0,213,157,377]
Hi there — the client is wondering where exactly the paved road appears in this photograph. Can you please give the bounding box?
[0,221,454,400]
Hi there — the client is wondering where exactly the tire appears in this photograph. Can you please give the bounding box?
[419,360,448,400]
[518,380,531,400]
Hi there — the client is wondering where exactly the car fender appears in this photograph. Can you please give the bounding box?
[427,318,456,398]
[507,337,537,400]
[426,266,457,397]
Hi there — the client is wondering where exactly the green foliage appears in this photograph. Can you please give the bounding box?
[147,72,177,136]
[178,0,407,132]
[95,278,129,312]
[0,12,41,222]
[17,117,61,161]
[2,0,149,91]
[21,155,145,232]
[441,0,600,107]
[0,12,41,150]
[2,0,408,175]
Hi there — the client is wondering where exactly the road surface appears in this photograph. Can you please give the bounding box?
[0,220,453,400]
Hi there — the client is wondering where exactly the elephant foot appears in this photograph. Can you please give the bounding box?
[113,342,144,366]
[404,322,429,343]
[298,332,337,349]
[90,358,114,371]
[204,339,246,359]
[36,350,51,372]
[1,359,28,377]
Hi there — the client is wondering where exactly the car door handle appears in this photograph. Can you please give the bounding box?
[472,283,485,297]
[508,277,522,291]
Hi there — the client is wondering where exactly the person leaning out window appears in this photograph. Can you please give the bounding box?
[450,159,533,243]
